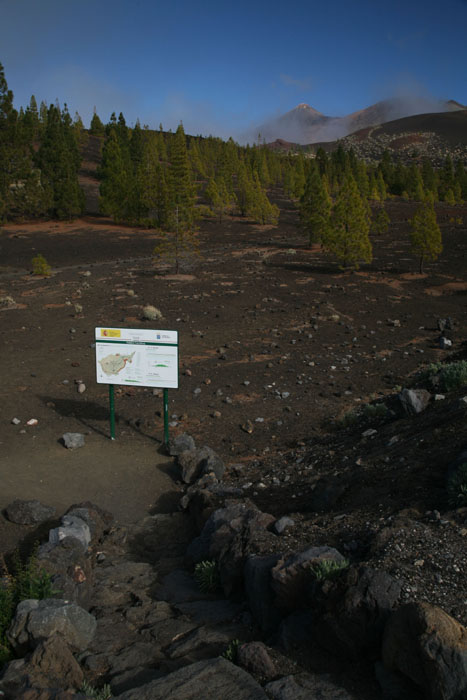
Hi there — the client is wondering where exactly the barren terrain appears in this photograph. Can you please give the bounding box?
[1,197,467,630]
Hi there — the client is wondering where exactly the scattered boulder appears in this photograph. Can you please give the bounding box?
[115,657,268,699]
[271,546,347,613]
[4,499,56,526]
[315,566,402,660]
[142,305,163,321]
[37,536,93,609]
[382,602,467,700]
[49,514,91,552]
[237,641,276,681]
[178,446,225,484]
[0,295,16,308]
[61,432,85,450]
[169,432,196,456]
[27,635,84,690]
[64,502,113,544]
[439,336,452,349]
[7,598,97,654]
[265,672,357,699]
[180,477,243,531]
[274,517,295,535]
[399,388,431,415]
[186,501,276,596]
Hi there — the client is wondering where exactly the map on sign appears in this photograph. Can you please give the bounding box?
[95,327,178,388]
[99,351,136,376]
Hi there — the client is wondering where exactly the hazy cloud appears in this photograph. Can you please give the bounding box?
[279,73,313,91]
[22,64,140,127]
[150,92,250,141]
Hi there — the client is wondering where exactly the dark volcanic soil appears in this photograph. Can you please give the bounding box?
[1,198,467,657]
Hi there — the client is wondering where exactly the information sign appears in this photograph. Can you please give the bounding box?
[95,327,179,388]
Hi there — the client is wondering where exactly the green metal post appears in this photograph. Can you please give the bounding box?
[163,388,169,447]
[109,384,116,440]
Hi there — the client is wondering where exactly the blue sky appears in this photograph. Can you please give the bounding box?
[1,0,466,140]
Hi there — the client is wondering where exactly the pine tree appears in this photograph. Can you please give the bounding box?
[455,160,467,200]
[205,176,236,222]
[325,173,372,270]
[0,62,17,218]
[153,124,198,273]
[35,104,84,219]
[168,123,196,231]
[246,172,279,224]
[372,207,390,235]
[299,164,331,245]
[90,108,105,136]
[236,161,253,216]
[410,194,442,273]
[98,130,131,221]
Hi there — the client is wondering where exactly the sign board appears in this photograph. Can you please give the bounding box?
[95,327,178,389]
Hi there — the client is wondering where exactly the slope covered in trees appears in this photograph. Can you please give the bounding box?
[1,59,466,274]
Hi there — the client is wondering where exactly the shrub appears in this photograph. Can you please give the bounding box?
[363,403,388,419]
[80,680,113,699]
[195,204,214,219]
[426,361,467,391]
[222,639,240,663]
[447,463,467,508]
[337,410,359,428]
[32,253,51,276]
[194,560,220,593]
[311,558,350,582]
[0,547,58,666]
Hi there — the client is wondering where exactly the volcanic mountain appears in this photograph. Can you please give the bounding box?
[257,97,466,145]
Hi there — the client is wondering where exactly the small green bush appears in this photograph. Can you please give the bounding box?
[80,680,113,699]
[222,639,240,664]
[447,463,467,508]
[194,560,220,593]
[0,547,58,666]
[363,403,388,419]
[426,361,467,391]
[311,558,350,582]
[196,204,214,219]
[337,410,359,428]
[32,253,51,276]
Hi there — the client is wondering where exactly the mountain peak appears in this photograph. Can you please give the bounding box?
[294,103,323,115]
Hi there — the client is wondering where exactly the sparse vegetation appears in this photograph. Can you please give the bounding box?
[425,361,467,391]
[31,253,51,276]
[311,558,350,582]
[363,403,388,419]
[337,410,359,428]
[410,194,442,273]
[194,560,220,593]
[0,547,58,665]
[447,463,467,508]
[222,639,240,663]
[80,680,113,700]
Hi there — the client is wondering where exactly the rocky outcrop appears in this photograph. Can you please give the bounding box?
[7,599,97,655]
[116,657,268,699]
[382,602,467,700]
[2,461,467,700]
[315,566,402,660]
[4,500,56,526]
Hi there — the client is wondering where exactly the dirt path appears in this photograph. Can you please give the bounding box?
[0,427,179,552]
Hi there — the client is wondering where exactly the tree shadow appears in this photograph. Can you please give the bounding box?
[38,395,161,443]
